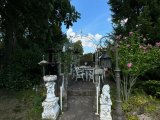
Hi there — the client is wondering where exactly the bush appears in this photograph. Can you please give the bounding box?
[15,88,45,119]
[122,94,149,113]
[143,80,160,98]
[1,45,43,90]
[126,114,139,120]
[122,93,159,120]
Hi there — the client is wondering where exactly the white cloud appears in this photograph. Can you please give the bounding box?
[66,28,103,53]
[88,33,94,40]
[95,34,102,41]
[66,28,76,39]
[82,41,96,48]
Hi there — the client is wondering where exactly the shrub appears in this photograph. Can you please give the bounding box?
[145,103,157,113]
[127,114,139,120]
[122,93,159,120]
[1,45,43,90]
[143,80,160,98]
[111,32,160,101]
[122,94,149,113]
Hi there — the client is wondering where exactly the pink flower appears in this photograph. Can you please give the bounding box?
[139,45,143,49]
[139,45,147,50]
[116,35,122,40]
[129,32,133,36]
[127,44,130,48]
[127,63,132,68]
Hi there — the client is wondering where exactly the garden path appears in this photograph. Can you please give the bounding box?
[58,81,99,120]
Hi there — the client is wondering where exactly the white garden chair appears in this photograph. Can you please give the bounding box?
[75,67,85,81]
[88,68,95,83]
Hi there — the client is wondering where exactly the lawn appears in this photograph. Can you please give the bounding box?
[0,88,44,120]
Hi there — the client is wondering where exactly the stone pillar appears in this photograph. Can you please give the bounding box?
[42,75,60,120]
[100,85,112,120]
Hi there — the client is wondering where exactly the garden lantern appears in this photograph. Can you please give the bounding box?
[45,48,60,75]
[38,55,48,77]
[99,52,111,69]
[38,55,48,85]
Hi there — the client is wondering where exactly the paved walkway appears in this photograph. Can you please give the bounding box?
[58,81,99,120]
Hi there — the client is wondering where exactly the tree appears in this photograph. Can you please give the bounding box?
[108,0,160,44]
[0,0,80,63]
[72,40,83,66]
[80,53,94,66]
[0,0,80,89]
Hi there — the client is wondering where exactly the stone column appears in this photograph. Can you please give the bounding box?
[100,85,112,120]
[42,75,60,120]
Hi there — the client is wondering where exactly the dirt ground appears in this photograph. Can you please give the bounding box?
[0,89,29,120]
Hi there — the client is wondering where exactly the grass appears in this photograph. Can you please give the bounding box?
[108,78,160,120]
[0,86,45,120]
[121,90,160,120]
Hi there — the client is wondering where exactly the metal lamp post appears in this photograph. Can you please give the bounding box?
[95,48,100,68]
[115,38,123,120]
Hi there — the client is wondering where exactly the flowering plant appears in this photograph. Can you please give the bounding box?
[119,32,160,76]
[117,32,160,101]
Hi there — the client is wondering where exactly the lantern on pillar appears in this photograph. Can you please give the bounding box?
[99,52,111,69]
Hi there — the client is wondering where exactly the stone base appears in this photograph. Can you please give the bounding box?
[100,105,112,120]
[100,116,112,120]
[42,98,60,120]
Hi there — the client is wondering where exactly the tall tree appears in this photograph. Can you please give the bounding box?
[0,0,80,62]
[0,0,80,89]
[80,53,94,66]
[72,40,83,55]
[108,0,160,44]
[72,40,83,66]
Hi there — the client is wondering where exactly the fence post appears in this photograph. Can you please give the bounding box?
[95,86,99,115]
[60,86,63,113]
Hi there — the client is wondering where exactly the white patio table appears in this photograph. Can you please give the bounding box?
[79,66,94,81]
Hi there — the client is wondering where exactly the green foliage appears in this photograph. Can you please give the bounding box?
[61,50,72,74]
[119,32,160,76]
[141,67,160,80]
[145,103,157,113]
[0,0,80,90]
[2,45,43,90]
[126,114,139,120]
[122,94,149,113]
[72,40,83,55]
[80,53,94,66]
[17,89,45,120]
[122,92,159,119]
[72,40,84,66]
[108,0,160,43]
[115,32,160,101]
[143,80,160,98]
[27,95,43,119]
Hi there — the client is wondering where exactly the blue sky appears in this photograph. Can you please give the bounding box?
[63,0,113,54]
